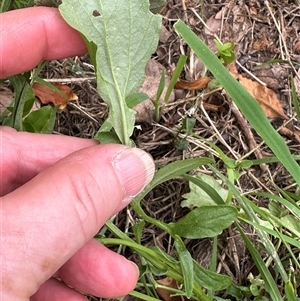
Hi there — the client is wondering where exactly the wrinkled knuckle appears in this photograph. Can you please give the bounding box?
[68,170,102,236]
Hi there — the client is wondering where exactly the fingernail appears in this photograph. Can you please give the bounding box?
[112,147,155,200]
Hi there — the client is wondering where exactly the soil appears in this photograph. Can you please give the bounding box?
[6,0,300,299]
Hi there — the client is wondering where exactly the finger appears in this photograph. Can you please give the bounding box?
[0,127,98,196]
[55,239,139,298]
[0,7,87,78]
[30,278,88,301]
[1,144,154,300]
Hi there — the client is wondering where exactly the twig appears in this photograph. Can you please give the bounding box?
[265,0,299,79]
[200,101,239,160]
[68,102,100,125]
[45,77,96,83]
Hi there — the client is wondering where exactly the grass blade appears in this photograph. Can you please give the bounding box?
[291,74,300,120]
[236,223,283,301]
[174,20,300,186]
[133,157,214,204]
[164,54,187,103]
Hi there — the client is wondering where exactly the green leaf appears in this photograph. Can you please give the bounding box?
[182,117,196,136]
[236,223,283,301]
[154,69,165,102]
[59,0,161,145]
[280,214,300,237]
[226,283,252,300]
[214,39,235,64]
[126,93,149,109]
[193,260,232,291]
[132,220,146,245]
[0,0,12,12]
[94,131,121,144]
[174,20,300,186]
[285,280,297,301]
[164,54,187,103]
[2,74,35,130]
[132,157,214,205]
[22,106,58,133]
[149,0,166,13]
[207,79,222,90]
[181,173,228,207]
[291,74,300,120]
[175,238,193,298]
[170,205,238,239]
[237,159,253,169]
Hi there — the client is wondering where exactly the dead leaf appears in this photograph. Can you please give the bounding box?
[203,103,221,113]
[253,37,270,51]
[0,85,14,114]
[279,127,300,143]
[156,277,184,301]
[160,25,172,43]
[32,82,78,109]
[293,40,300,54]
[175,77,211,90]
[227,64,288,119]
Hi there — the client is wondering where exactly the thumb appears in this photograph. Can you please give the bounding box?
[1,144,155,300]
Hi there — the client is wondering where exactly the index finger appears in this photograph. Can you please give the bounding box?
[0,6,87,78]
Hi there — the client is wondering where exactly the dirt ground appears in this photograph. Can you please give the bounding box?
[37,0,300,299]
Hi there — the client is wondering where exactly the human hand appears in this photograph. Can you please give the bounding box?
[0,7,155,301]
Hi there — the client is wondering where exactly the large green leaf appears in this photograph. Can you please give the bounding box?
[59,0,161,145]
[169,205,238,239]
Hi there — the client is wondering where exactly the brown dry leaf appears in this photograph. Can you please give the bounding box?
[156,277,185,301]
[293,40,300,54]
[160,25,172,43]
[203,103,221,113]
[227,64,288,119]
[32,82,78,109]
[236,75,287,119]
[279,127,300,143]
[0,85,14,114]
[175,77,211,90]
[253,36,270,51]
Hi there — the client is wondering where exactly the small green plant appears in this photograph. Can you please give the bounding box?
[214,39,236,64]
[151,54,187,122]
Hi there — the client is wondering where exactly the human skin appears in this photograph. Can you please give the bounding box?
[0,6,87,78]
[0,7,155,301]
